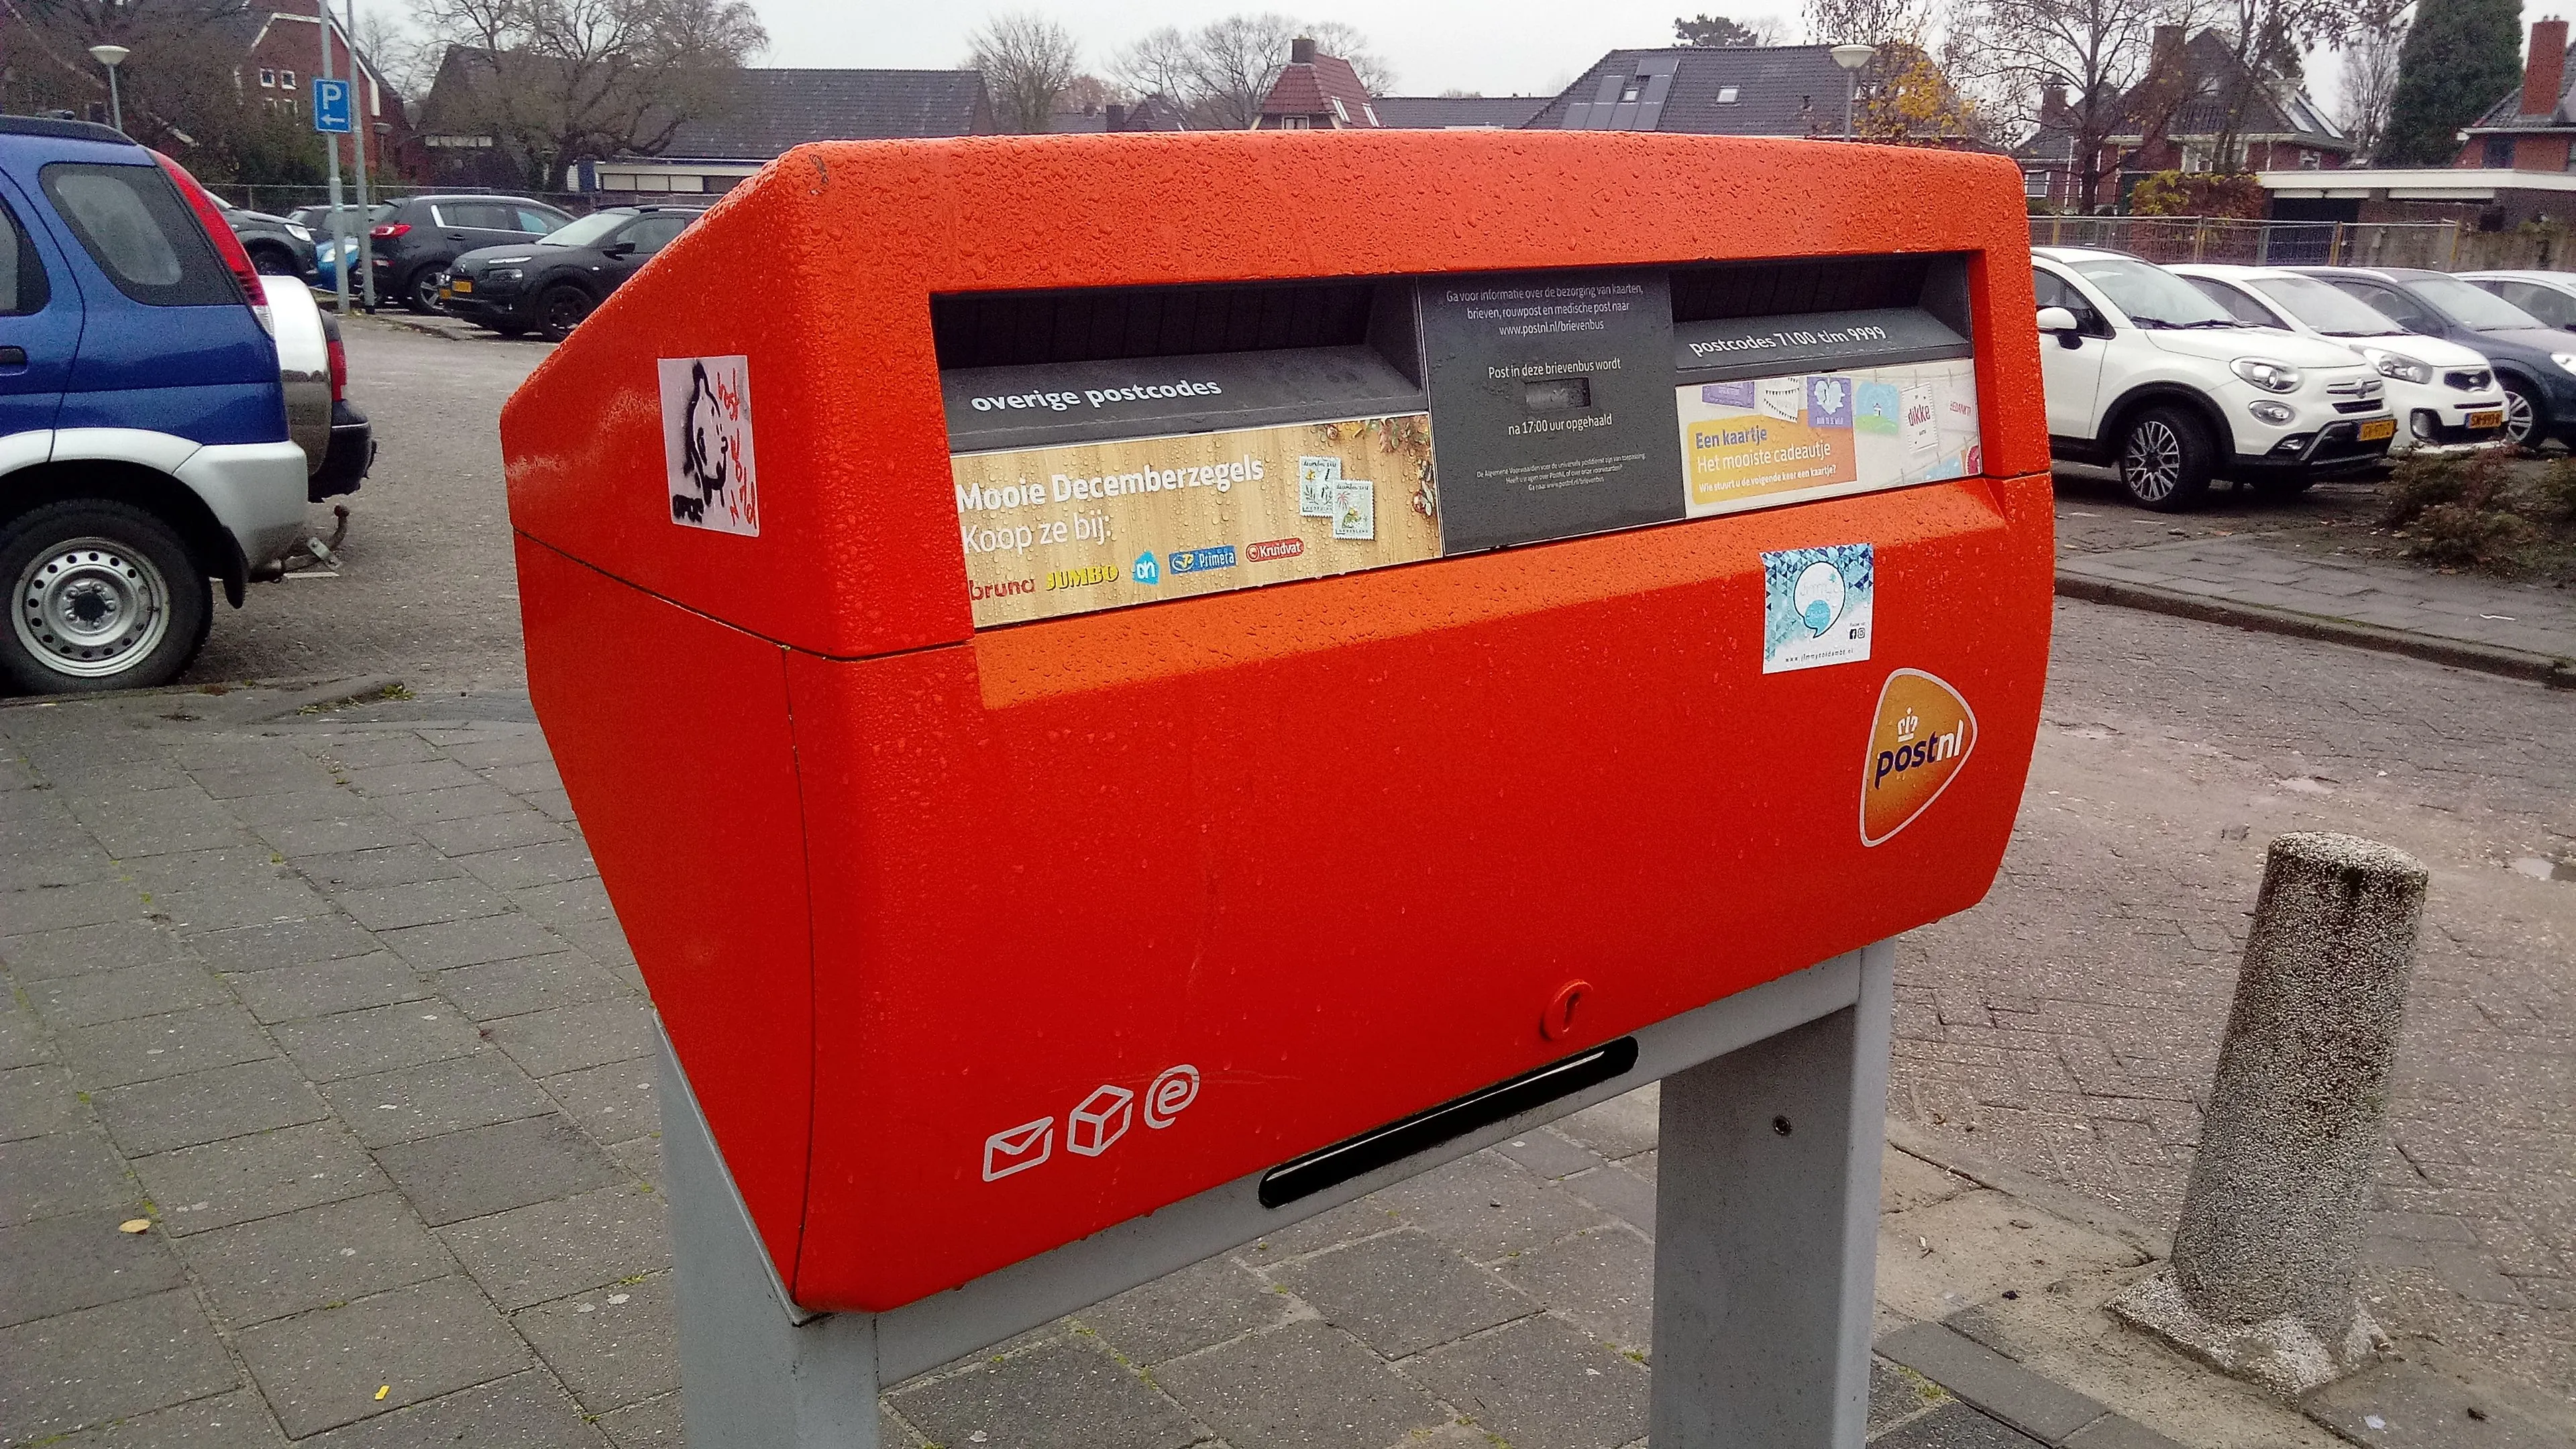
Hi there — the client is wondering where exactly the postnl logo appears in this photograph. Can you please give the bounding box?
[1860,669,1977,847]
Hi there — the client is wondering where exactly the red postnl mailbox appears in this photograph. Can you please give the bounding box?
[501,130,2053,1324]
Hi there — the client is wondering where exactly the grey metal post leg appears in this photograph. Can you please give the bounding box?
[660,1030,881,1448]
[1648,938,1896,1448]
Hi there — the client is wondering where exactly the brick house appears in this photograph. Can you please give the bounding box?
[222,0,421,176]
[2457,18,2576,170]
[2103,28,2352,182]
[1255,38,1381,129]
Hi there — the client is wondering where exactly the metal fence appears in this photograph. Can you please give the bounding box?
[2028,215,2576,272]
[205,182,600,217]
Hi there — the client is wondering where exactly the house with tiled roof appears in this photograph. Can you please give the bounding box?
[2102,28,2351,179]
[1523,46,1872,137]
[1373,95,1550,129]
[2457,18,2576,170]
[1048,95,1194,133]
[1256,38,1381,129]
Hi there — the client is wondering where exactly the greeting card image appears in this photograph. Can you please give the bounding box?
[1298,455,1342,517]
[1806,374,1854,430]
[1333,480,1375,540]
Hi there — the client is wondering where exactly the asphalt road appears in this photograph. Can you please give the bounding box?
[183,319,554,696]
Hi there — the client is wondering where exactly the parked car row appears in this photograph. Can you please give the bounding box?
[2028,245,2576,509]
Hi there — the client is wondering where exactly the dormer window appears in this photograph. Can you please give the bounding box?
[1330,96,1348,121]
[1716,87,1739,103]
[1621,78,1645,103]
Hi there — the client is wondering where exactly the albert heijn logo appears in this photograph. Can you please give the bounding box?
[1860,669,1977,847]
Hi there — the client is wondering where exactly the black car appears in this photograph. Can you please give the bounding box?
[214,195,316,280]
[366,193,576,313]
[444,205,702,341]
[2292,266,2576,448]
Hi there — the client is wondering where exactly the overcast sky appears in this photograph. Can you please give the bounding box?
[745,2,1801,100]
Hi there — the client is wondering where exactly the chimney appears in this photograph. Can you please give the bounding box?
[1290,36,1317,65]
[2149,25,2184,62]
[2044,83,2069,119]
[2525,18,2569,115]
[1107,102,1128,130]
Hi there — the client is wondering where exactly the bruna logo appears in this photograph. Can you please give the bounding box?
[1860,669,1977,847]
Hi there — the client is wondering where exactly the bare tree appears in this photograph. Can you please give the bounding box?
[413,0,767,192]
[1304,20,1395,92]
[2200,0,2361,167]
[1108,13,1389,128]
[2334,0,2408,157]
[967,11,1082,134]
[1959,0,2165,209]
[1804,0,1935,44]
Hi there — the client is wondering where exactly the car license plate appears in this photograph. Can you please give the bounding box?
[449,278,472,294]
[2467,409,2502,430]
[2358,417,2396,442]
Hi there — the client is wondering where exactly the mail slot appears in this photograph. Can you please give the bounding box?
[501,131,2055,1313]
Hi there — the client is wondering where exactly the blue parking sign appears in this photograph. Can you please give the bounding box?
[312,78,352,133]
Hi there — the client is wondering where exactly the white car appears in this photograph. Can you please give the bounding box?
[2457,270,2576,332]
[2171,264,2507,455]
[2033,246,2398,509]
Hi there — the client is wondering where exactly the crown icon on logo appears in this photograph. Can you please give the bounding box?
[1895,709,1920,743]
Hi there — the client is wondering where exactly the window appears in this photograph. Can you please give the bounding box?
[621,214,691,254]
[2498,280,2576,328]
[0,202,51,316]
[2024,170,2048,198]
[2299,151,2320,169]
[258,68,276,87]
[1329,97,1348,121]
[38,162,235,307]
[2329,281,2435,333]
[1361,103,1379,125]
[1619,78,1644,103]
[2031,268,2106,335]
[280,69,297,89]
[515,205,570,233]
[1716,87,1739,103]
[2483,136,2514,168]
[1279,115,1309,129]
[2186,276,2282,327]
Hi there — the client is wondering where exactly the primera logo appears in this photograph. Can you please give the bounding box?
[1860,669,1977,847]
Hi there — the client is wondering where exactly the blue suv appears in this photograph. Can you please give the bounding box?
[0,117,318,692]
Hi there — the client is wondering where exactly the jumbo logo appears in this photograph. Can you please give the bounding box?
[1860,669,1977,847]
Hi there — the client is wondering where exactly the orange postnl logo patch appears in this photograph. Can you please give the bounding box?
[1861,669,1978,847]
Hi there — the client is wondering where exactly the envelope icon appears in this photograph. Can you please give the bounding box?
[982,1116,1053,1181]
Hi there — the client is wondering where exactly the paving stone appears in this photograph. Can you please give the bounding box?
[28,960,232,1029]
[0,1210,187,1328]
[323,1051,555,1148]
[890,1336,1200,1449]
[542,1057,660,1148]
[227,787,368,828]
[59,1002,276,1087]
[1077,1252,1296,1366]
[234,1274,533,1438]
[91,1057,332,1157]
[188,914,382,975]
[513,1270,678,1413]
[132,1120,388,1236]
[1497,1126,1607,1181]
[596,1391,683,1448]
[0,917,191,981]
[179,1192,453,1329]
[379,912,566,972]
[0,1063,83,1143]
[439,951,621,1021]
[1271,1228,1538,1358]
[606,1135,664,1191]
[378,1113,626,1227]
[486,998,653,1078]
[1498,1225,1656,1352]
[1874,1322,2108,1445]
[436,1182,668,1311]
[333,877,507,932]
[415,808,570,858]
[343,759,486,798]
[551,918,636,971]
[1153,1320,1446,1449]
[275,1001,484,1082]
[195,760,340,800]
[481,762,564,796]
[0,999,48,1069]
[1872,1356,1952,1433]
[1871,1402,2049,1448]
[1,879,147,935]
[1401,1313,1649,1449]
[40,1385,289,1446]
[374,783,525,826]
[453,841,596,893]
[2061,1415,2191,1449]
[295,1368,603,1448]
[1553,1085,1660,1159]
[225,953,428,1024]
[1375,1150,1610,1263]
[1564,1161,1657,1235]
[292,844,464,892]
[0,1130,136,1224]
[0,1289,237,1446]
[509,877,616,930]
[307,735,441,771]
[1240,1196,1406,1262]
[254,812,419,857]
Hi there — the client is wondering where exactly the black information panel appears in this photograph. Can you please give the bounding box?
[1419,270,1686,554]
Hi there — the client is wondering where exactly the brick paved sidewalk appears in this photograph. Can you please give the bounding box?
[2057,531,2576,679]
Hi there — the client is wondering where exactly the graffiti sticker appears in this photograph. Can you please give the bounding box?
[659,355,759,536]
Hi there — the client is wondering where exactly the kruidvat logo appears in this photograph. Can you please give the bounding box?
[1132,552,1161,585]
[1247,538,1304,563]
[1860,669,1978,847]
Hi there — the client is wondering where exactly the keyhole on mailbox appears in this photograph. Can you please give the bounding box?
[1542,980,1591,1041]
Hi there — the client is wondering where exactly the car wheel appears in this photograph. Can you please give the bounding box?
[2116,405,2215,511]
[2502,380,2542,448]
[404,266,449,315]
[248,244,300,276]
[0,500,211,694]
[536,285,593,343]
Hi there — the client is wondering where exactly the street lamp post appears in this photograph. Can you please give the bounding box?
[87,45,129,133]
[1829,43,1876,140]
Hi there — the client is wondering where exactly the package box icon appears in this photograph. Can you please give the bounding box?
[1068,1085,1135,1157]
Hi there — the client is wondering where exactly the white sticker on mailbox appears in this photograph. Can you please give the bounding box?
[659,355,759,536]
[1762,543,1874,674]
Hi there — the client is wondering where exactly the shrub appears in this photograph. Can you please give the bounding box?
[2534,458,2576,525]
[2404,502,2536,567]
[2380,448,2508,527]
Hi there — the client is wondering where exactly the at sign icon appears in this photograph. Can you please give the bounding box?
[1144,1065,1199,1128]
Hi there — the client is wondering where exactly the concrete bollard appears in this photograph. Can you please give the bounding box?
[2109,831,2426,1397]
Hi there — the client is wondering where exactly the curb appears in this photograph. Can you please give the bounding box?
[2054,572,2575,690]
[1885,1116,2173,1263]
